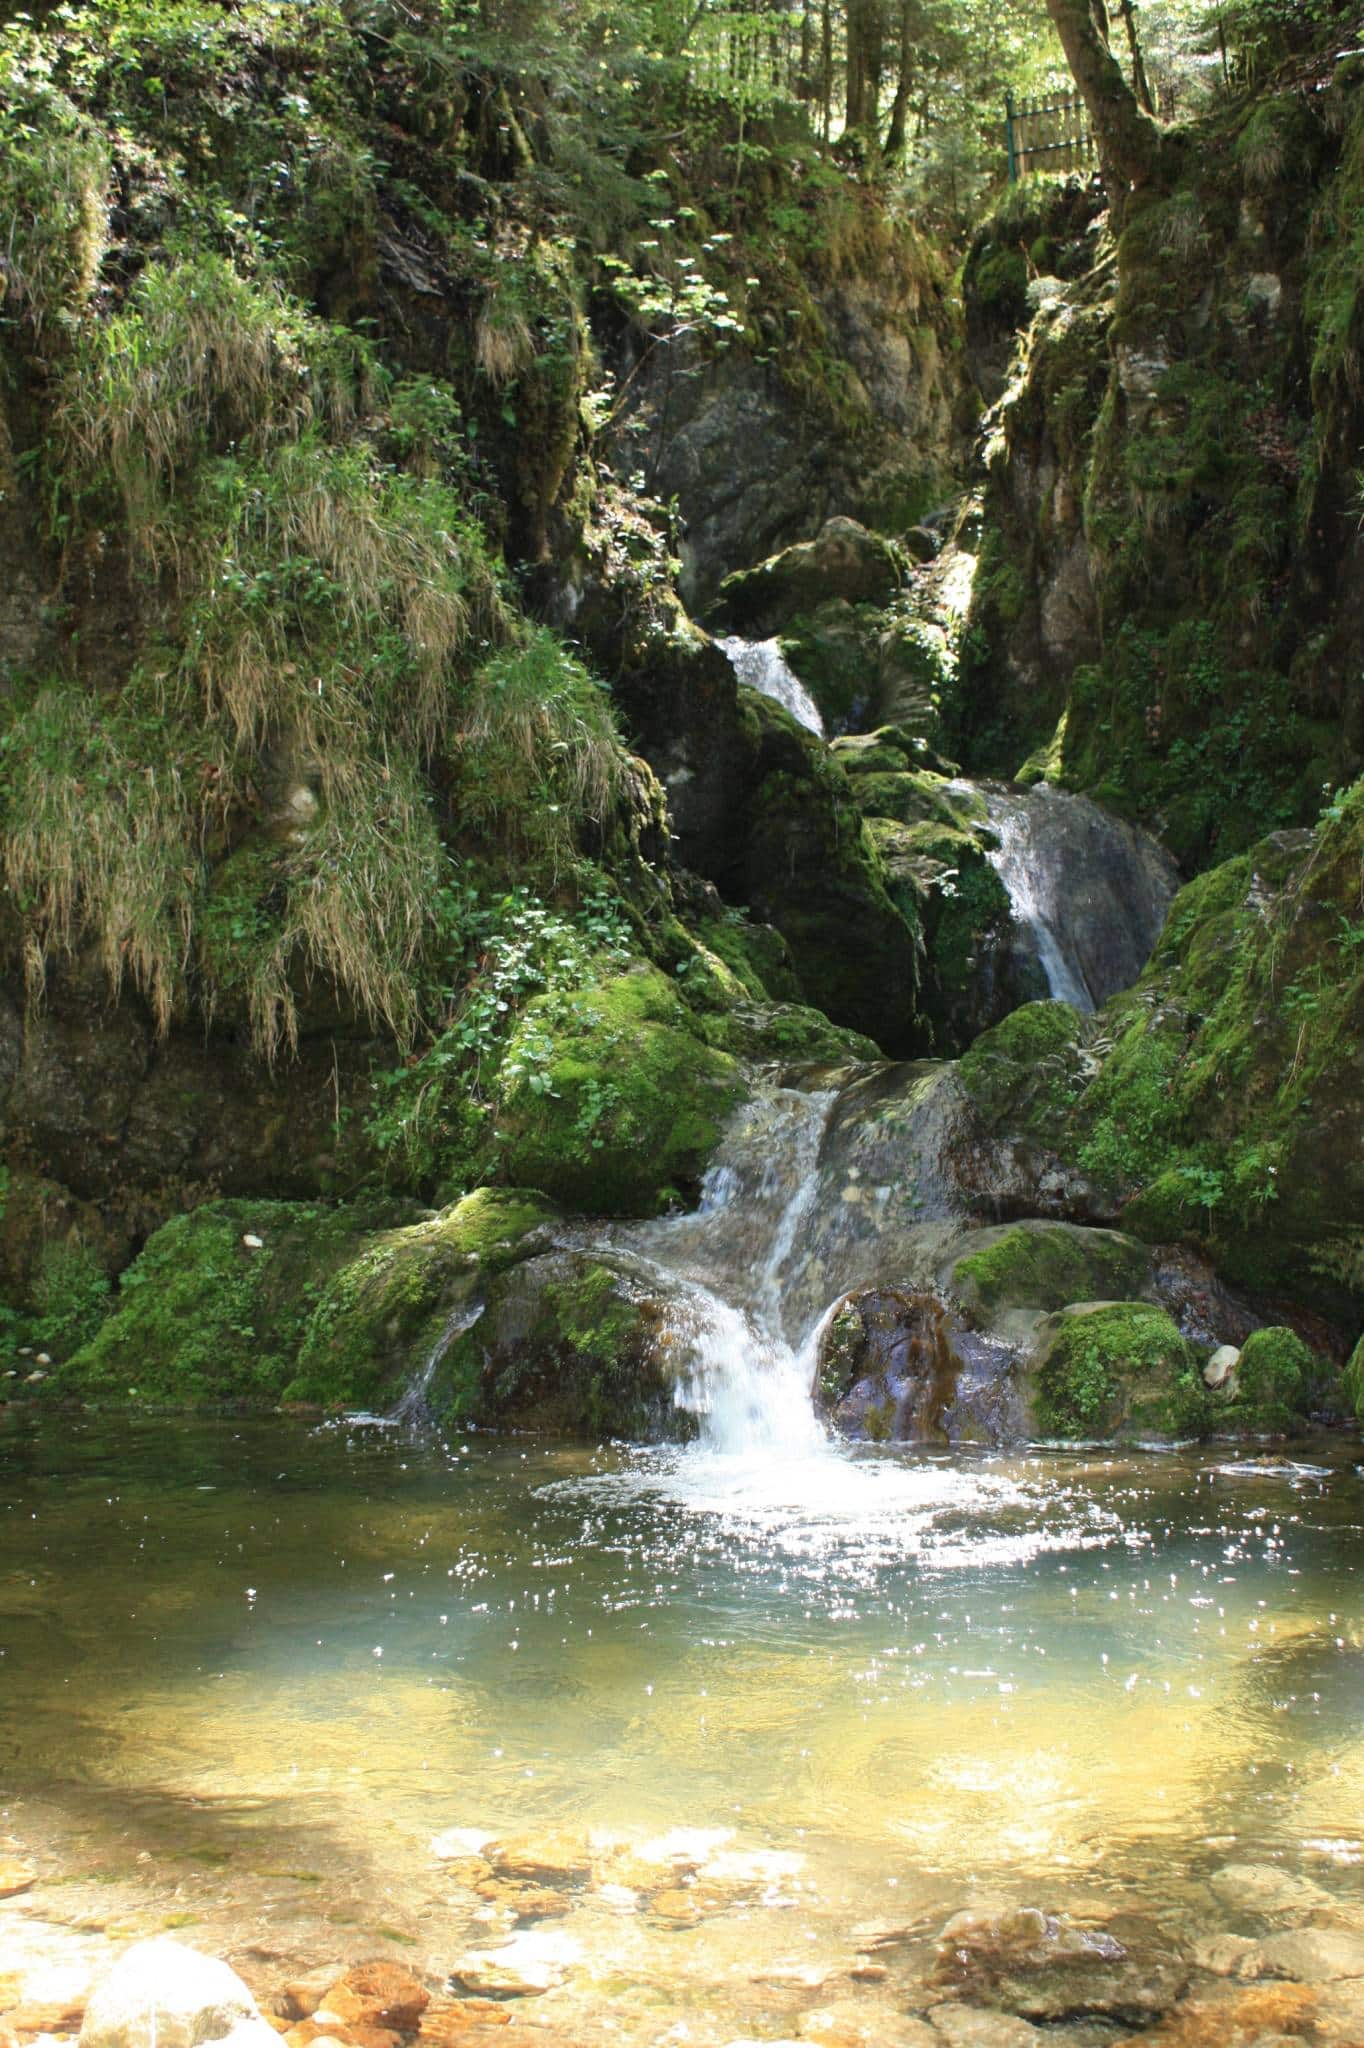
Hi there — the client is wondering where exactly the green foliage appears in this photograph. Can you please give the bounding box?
[0,32,109,330]
[30,1241,110,1358]
[365,875,634,1193]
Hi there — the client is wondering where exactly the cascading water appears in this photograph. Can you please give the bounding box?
[589,1089,842,1459]
[569,1069,975,1463]
[390,1302,484,1424]
[717,634,825,737]
[966,780,1180,1011]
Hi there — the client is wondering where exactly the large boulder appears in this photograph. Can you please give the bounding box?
[727,693,921,1053]
[716,518,905,638]
[1024,1303,1206,1442]
[495,965,748,1215]
[440,1247,691,1439]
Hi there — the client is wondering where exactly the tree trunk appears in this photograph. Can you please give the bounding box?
[1043,0,1173,202]
[1118,0,1156,115]
[884,0,915,158]
[845,0,885,151]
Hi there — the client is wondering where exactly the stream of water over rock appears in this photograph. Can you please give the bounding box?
[3,759,1361,2045]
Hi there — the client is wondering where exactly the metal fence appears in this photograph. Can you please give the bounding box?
[1004,88,1095,180]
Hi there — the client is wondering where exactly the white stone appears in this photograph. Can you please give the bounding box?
[1247,272,1283,317]
[447,1929,577,1998]
[429,1826,494,1861]
[1210,1862,1334,1919]
[240,1234,264,1251]
[1204,1344,1240,1389]
[79,1941,280,2048]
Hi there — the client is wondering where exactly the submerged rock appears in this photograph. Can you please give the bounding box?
[1209,1863,1336,1921]
[933,1906,1188,2025]
[80,1941,279,2048]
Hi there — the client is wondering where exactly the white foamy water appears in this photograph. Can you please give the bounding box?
[718,634,826,736]
[976,784,1094,1009]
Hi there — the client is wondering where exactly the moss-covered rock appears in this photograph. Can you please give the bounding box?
[439,1249,691,1439]
[716,518,904,638]
[495,965,748,1215]
[1228,1326,1314,1434]
[731,693,921,1052]
[57,1199,400,1406]
[951,1221,1152,1320]
[291,1188,559,1410]
[1028,1302,1206,1442]
[957,1000,1092,1146]
[1344,1332,1364,1426]
[695,1001,880,1067]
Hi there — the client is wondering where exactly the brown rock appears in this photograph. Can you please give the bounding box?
[278,1976,343,2023]
[0,1863,35,1900]
[417,2001,511,2045]
[318,1966,429,2033]
[1,2004,85,2037]
[483,1836,589,1887]
[472,1880,569,1922]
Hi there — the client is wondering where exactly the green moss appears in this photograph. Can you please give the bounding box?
[1344,1333,1364,1425]
[1230,1326,1313,1434]
[698,1000,879,1066]
[293,1188,557,1409]
[952,1223,1151,1317]
[957,1000,1090,1142]
[60,1200,386,1406]
[1032,1303,1205,1441]
[693,914,801,1004]
[831,727,937,780]
[496,965,748,1215]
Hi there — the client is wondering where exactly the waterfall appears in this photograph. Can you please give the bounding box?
[599,1089,842,1457]
[717,635,826,738]
[968,781,1180,1012]
[390,1302,483,1424]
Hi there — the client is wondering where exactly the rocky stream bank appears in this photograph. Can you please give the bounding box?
[6,1828,1364,2048]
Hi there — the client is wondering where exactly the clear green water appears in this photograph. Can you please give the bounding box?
[2,1413,1362,2035]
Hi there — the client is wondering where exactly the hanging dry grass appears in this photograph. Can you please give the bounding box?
[1,684,234,1033]
[54,254,372,567]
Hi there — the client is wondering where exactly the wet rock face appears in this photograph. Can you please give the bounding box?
[618,289,960,610]
[975,782,1181,1013]
[819,1288,1024,1445]
[452,1247,692,1440]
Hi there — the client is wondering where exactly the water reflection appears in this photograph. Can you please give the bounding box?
[1,1414,1362,2030]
